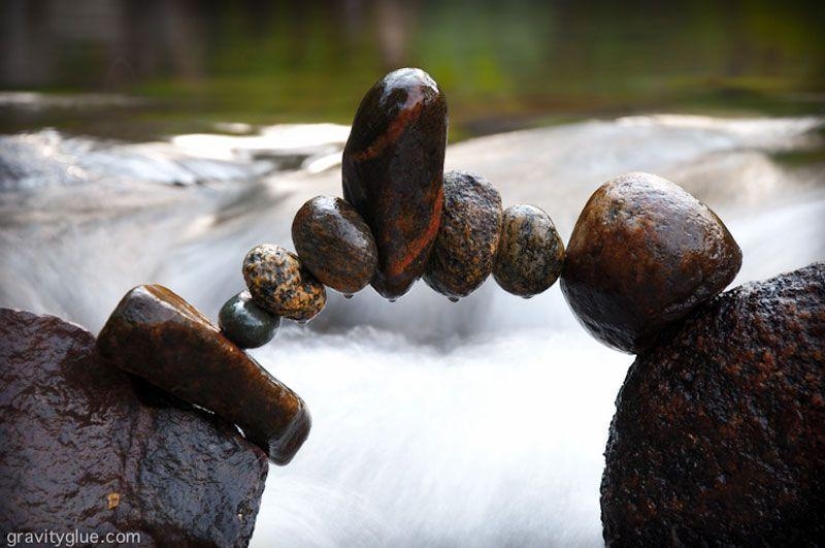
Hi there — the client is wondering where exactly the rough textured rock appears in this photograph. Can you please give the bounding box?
[292,195,378,295]
[219,290,281,349]
[601,263,825,546]
[562,172,742,353]
[493,204,565,297]
[98,285,311,465]
[0,308,268,547]
[424,171,502,300]
[243,244,327,322]
[342,67,448,300]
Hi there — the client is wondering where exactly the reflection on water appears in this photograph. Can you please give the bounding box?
[1,0,824,139]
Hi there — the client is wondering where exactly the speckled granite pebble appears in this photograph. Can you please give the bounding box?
[493,204,564,297]
[243,244,326,323]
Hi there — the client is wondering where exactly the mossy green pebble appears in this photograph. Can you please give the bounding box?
[243,244,327,323]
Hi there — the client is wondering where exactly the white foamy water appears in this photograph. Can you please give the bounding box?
[1,114,823,547]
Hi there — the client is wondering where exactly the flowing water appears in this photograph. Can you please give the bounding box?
[1,109,824,546]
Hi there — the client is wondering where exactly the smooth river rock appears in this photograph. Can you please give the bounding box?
[424,171,502,299]
[219,290,281,349]
[342,67,448,300]
[0,308,268,547]
[493,204,565,297]
[601,263,825,546]
[292,195,378,295]
[98,285,311,465]
[243,244,327,322]
[562,172,742,353]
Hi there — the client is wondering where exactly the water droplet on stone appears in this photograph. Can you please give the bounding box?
[296,319,309,326]
[389,298,398,303]
[448,296,460,303]
[343,294,354,299]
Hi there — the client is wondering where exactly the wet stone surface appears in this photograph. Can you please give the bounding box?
[601,262,825,546]
[243,244,327,323]
[493,204,565,298]
[219,290,281,349]
[424,171,502,299]
[97,285,311,465]
[292,195,378,295]
[561,172,742,354]
[1,308,268,547]
[342,67,448,300]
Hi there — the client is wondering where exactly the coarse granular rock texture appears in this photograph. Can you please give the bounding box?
[292,195,378,295]
[97,285,311,465]
[601,262,825,546]
[493,204,565,298]
[0,308,268,547]
[342,67,448,300]
[562,172,742,354]
[243,244,327,322]
[424,171,502,300]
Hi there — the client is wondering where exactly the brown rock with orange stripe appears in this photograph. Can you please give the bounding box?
[342,67,448,300]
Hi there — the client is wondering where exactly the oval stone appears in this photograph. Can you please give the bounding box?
[561,172,742,354]
[242,244,327,323]
[218,290,281,349]
[493,204,565,297]
[292,195,378,295]
[342,67,448,300]
[424,171,502,299]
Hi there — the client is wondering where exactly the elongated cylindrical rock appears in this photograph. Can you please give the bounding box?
[292,195,378,295]
[342,67,448,300]
[561,172,743,353]
[424,171,503,299]
[493,204,565,297]
[243,244,326,323]
[97,285,311,465]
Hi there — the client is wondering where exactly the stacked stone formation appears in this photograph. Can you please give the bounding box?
[220,67,568,348]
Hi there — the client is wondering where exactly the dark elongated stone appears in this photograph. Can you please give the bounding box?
[219,290,280,349]
[561,172,742,353]
[424,171,502,299]
[1,308,267,546]
[292,195,378,295]
[243,244,327,323]
[342,67,448,299]
[97,285,311,465]
[493,204,565,297]
[602,263,825,546]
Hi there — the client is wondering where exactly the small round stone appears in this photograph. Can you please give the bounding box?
[561,172,742,353]
[493,204,565,297]
[292,195,378,295]
[424,171,503,299]
[242,244,327,322]
[218,290,281,349]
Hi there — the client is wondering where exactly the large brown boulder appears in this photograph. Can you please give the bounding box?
[601,263,825,546]
[0,308,268,547]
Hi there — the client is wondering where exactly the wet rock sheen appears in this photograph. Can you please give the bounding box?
[97,285,311,465]
[342,67,448,299]
[562,172,742,353]
[424,171,502,299]
[292,195,378,295]
[601,262,825,545]
[219,290,281,349]
[0,308,268,547]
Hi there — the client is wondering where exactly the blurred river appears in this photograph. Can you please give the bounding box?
[1,109,824,546]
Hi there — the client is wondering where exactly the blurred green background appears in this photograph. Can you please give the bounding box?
[1,0,823,141]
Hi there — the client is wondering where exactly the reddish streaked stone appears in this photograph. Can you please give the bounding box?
[561,172,742,354]
[342,67,448,300]
[97,285,311,465]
